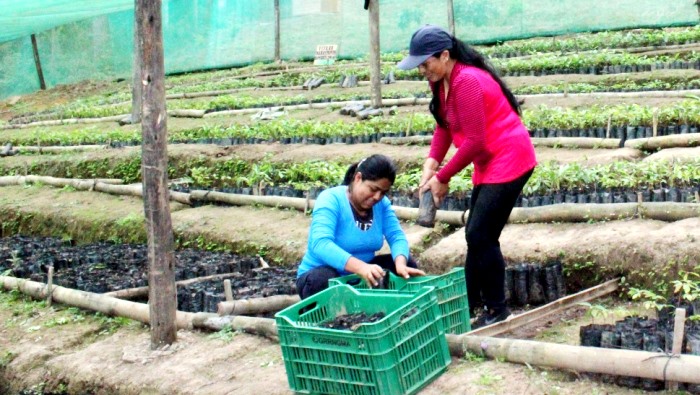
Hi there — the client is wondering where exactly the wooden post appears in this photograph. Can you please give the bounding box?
[223,279,233,302]
[130,2,143,124]
[274,0,281,63]
[30,34,47,90]
[606,114,612,139]
[46,266,54,307]
[666,308,686,391]
[138,0,177,348]
[652,108,659,137]
[446,0,455,36]
[367,0,382,108]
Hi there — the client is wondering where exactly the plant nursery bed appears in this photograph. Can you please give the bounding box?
[0,236,297,312]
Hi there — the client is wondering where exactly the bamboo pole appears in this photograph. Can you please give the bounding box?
[667,308,687,391]
[274,0,280,63]
[0,115,127,130]
[518,89,700,101]
[128,2,143,125]
[4,275,700,383]
[104,272,246,299]
[30,34,47,90]
[0,275,193,329]
[469,279,619,337]
[0,175,189,205]
[189,190,309,211]
[380,135,433,146]
[223,279,233,302]
[191,314,279,341]
[217,294,300,316]
[15,145,109,154]
[168,109,205,118]
[624,133,700,150]
[46,266,54,307]
[446,335,700,384]
[531,137,621,149]
[446,0,455,36]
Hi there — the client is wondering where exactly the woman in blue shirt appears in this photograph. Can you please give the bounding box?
[296,154,425,299]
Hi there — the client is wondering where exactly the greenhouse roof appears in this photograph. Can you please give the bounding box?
[0,0,134,43]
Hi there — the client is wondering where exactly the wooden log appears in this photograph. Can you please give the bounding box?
[624,133,700,151]
[0,275,193,329]
[139,0,177,347]
[380,135,432,145]
[667,308,687,391]
[531,137,620,149]
[217,294,300,316]
[368,0,382,108]
[104,272,247,299]
[468,278,620,337]
[168,109,205,118]
[446,335,700,384]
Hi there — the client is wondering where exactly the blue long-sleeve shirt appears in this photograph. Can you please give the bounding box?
[297,185,410,277]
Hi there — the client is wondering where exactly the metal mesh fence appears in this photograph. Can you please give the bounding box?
[1,0,697,99]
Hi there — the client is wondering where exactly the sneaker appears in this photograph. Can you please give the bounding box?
[471,308,511,329]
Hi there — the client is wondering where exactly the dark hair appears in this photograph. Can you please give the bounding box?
[342,154,397,186]
[429,36,521,128]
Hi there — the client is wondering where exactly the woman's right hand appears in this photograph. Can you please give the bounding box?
[357,263,386,287]
[419,158,440,197]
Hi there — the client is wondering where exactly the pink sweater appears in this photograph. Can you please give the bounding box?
[430,63,536,185]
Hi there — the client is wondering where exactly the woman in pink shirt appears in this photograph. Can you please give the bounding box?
[398,25,537,328]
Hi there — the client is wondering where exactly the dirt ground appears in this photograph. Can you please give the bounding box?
[0,289,655,395]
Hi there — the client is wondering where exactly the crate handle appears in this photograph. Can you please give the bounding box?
[344,277,362,286]
[297,301,319,317]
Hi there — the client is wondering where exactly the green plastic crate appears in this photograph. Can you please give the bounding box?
[275,284,451,395]
[328,267,471,334]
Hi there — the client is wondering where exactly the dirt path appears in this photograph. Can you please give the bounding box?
[0,289,650,395]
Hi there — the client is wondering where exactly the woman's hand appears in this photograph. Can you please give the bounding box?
[421,175,449,206]
[395,255,426,279]
[357,263,386,287]
[418,158,440,198]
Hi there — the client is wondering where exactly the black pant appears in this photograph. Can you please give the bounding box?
[465,168,533,313]
[296,254,418,299]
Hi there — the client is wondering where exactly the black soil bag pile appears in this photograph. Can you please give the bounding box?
[579,304,700,393]
[505,260,567,308]
[0,236,298,313]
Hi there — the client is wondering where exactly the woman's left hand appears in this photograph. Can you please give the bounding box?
[395,256,426,279]
[421,175,449,206]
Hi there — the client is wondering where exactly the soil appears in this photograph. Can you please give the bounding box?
[319,312,386,330]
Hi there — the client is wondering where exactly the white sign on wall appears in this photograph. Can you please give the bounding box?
[314,44,338,65]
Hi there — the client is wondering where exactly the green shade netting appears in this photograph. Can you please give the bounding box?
[0,0,697,99]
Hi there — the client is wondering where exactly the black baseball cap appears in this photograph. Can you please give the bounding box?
[397,25,453,70]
